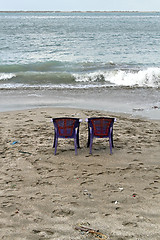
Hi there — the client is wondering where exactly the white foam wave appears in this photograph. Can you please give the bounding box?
[74,72,106,83]
[108,67,160,87]
[74,67,160,88]
[0,73,16,81]
[0,83,107,90]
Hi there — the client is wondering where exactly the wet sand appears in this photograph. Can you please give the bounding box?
[0,88,160,120]
[0,107,160,239]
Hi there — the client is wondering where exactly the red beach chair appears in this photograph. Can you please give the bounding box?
[52,118,81,155]
[86,117,115,154]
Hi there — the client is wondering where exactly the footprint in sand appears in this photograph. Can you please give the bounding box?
[32,229,55,237]
[51,208,74,217]
[122,221,138,227]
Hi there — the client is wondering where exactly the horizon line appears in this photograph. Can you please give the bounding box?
[0,10,160,13]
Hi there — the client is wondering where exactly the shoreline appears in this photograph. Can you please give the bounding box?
[1,104,160,121]
[1,106,160,123]
[0,107,160,239]
[0,88,160,120]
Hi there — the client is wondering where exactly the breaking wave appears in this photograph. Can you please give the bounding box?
[0,62,160,89]
[74,67,160,88]
[0,73,16,81]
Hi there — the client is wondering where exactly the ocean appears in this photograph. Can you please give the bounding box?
[0,11,160,119]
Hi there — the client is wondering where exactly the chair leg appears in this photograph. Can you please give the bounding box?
[109,137,112,155]
[87,126,90,147]
[89,137,93,154]
[53,137,56,148]
[74,137,78,155]
[111,131,114,148]
[54,137,58,155]
[77,127,80,148]
[53,131,56,148]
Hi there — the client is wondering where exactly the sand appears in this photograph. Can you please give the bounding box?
[0,107,160,240]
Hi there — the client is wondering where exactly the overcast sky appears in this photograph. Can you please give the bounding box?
[1,0,160,12]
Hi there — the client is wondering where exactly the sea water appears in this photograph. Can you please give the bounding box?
[0,11,160,118]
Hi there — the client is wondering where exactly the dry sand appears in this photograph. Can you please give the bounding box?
[0,107,160,240]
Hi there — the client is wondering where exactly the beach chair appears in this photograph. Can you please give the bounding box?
[86,117,115,154]
[52,118,81,155]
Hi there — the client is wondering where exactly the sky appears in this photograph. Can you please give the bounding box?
[1,0,160,12]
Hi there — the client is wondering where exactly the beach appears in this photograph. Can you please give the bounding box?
[0,11,160,239]
[0,107,160,240]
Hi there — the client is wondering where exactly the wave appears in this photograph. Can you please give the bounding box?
[110,68,160,87]
[0,61,116,73]
[1,12,160,20]
[74,67,160,88]
[0,62,159,89]
[0,61,67,73]
[0,73,16,80]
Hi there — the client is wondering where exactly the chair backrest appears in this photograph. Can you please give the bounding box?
[88,117,114,138]
[53,118,80,138]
